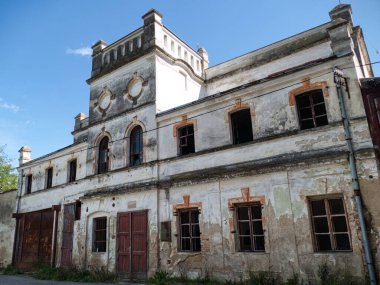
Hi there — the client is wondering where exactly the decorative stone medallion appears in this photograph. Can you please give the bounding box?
[98,87,112,111]
[125,73,145,101]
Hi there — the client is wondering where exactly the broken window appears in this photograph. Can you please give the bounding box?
[46,168,53,189]
[68,159,77,183]
[130,126,143,166]
[26,174,32,194]
[178,124,195,156]
[75,200,82,221]
[296,90,328,130]
[230,109,253,145]
[236,203,265,252]
[98,137,109,174]
[178,208,201,252]
[309,197,351,252]
[93,217,107,252]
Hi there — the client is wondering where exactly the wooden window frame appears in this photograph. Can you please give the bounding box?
[68,159,77,183]
[93,217,107,253]
[308,196,352,252]
[46,167,53,189]
[178,208,201,252]
[130,126,143,166]
[26,174,32,194]
[178,124,195,156]
[235,202,265,252]
[296,90,328,130]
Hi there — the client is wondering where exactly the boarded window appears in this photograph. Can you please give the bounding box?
[231,109,253,144]
[296,90,328,130]
[46,168,53,189]
[178,124,195,156]
[178,208,201,252]
[130,126,143,166]
[93,217,107,252]
[26,174,32,194]
[309,197,351,252]
[68,159,77,183]
[98,137,109,174]
[236,203,265,252]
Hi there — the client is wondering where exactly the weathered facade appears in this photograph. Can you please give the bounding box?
[0,189,16,268]
[12,4,380,282]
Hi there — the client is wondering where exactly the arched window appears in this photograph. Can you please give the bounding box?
[98,137,109,174]
[230,109,253,145]
[130,126,143,166]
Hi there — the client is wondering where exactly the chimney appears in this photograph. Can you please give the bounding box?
[19,146,32,165]
[329,4,353,26]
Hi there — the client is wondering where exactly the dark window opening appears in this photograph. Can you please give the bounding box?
[231,109,253,145]
[178,208,201,252]
[75,200,82,221]
[309,197,351,252]
[236,203,265,252]
[46,168,53,189]
[178,125,195,156]
[93,217,107,252]
[68,159,77,183]
[98,137,109,174]
[296,90,328,130]
[130,126,143,166]
[26,174,32,194]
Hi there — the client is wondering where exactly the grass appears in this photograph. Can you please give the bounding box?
[1,265,23,275]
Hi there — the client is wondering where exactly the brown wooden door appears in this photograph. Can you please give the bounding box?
[15,209,54,269]
[117,210,147,278]
[61,204,75,268]
[362,86,380,160]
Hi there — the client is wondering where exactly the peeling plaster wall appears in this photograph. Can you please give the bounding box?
[0,190,16,268]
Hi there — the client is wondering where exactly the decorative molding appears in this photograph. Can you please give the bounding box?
[172,115,197,137]
[172,195,202,216]
[224,99,253,123]
[124,72,145,102]
[288,78,329,106]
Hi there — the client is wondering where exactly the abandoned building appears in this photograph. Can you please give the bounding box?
[9,3,380,283]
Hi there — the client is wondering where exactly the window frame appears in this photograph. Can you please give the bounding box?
[98,137,110,174]
[129,125,143,167]
[46,167,53,189]
[230,108,253,145]
[68,159,77,183]
[235,202,265,252]
[93,217,107,253]
[26,174,32,194]
[177,208,201,252]
[177,124,195,156]
[295,89,328,130]
[308,195,352,252]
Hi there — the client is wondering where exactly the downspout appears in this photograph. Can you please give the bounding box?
[334,67,377,285]
[156,117,161,272]
[12,169,23,266]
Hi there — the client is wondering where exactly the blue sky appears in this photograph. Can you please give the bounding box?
[0,0,379,167]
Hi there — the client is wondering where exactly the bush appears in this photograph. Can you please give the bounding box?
[2,265,23,275]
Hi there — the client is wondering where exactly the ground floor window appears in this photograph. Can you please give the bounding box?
[178,208,201,252]
[309,196,351,252]
[93,217,107,252]
[236,203,265,252]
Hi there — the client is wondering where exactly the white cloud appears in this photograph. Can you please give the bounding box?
[66,47,92,56]
[0,98,20,112]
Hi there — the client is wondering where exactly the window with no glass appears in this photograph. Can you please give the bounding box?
[26,174,32,194]
[98,137,109,174]
[309,196,351,252]
[130,126,143,166]
[68,159,77,183]
[178,208,201,252]
[93,217,107,252]
[296,90,328,130]
[46,168,53,189]
[178,124,195,156]
[236,203,265,252]
[230,109,253,145]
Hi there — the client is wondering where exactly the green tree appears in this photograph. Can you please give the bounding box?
[0,145,18,191]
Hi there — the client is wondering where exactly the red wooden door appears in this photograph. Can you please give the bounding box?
[61,204,75,268]
[117,211,147,278]
[362,85,380,160]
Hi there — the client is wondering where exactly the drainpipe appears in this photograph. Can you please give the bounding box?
[156,117,161,272]
[334,67,377,285]
[12,170,23,266]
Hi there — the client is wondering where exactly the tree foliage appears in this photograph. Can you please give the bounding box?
[0,145,18,191]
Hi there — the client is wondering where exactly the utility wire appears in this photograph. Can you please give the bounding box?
[16,60,380,169]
